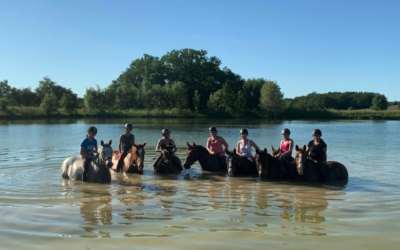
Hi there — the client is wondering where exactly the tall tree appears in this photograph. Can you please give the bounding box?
[259,81,284,118]
[40,92,58,115]
[371,94,388,110]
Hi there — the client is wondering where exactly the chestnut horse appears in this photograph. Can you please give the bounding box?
[255,148,289,180]
[225,148,258,176]
[61,140,113,183]
[295,145,349,182]
[112,142,147,174]
[154,144,183,174]
[183,142,226,172]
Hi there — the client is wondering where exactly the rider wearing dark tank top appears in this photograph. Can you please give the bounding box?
[307,139,327,161]
[121,134,134,151]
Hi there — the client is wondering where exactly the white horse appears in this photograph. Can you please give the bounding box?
[61,140,113,183]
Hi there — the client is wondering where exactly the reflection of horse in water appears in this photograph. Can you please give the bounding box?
[111,142,147,173]
[225,148,258,176]
[295,145,349,182]
[183,142,227,172]
[80,186,113,228]
[154,144,183,174]
[61,140,113,183]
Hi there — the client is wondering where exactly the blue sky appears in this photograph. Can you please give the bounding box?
[1,0,399,101]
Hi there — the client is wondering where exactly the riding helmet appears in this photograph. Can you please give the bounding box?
[125,123,133,129]
[240,128,248,135]
[88,126,97,134]
[162,129,171,135]
[312,129,322,136]
[209,127,217,133]
[281,128,290,135]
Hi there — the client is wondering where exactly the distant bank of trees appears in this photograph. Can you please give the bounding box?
[0,49,396,117]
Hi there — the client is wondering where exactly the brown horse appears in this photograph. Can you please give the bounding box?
[225,148,258,176]
[295,145,349,182]
[112,142,147,174]
[154,144,183,174]
[255,148,289,180]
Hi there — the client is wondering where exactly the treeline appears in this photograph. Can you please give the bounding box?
[0,49,396,118]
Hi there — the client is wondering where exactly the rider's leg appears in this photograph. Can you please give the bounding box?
[316,160,327,181]
[116,151,127,172]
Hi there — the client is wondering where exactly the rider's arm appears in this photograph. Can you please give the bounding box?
[323,146,327,161]
[221,137,229,150]
[206,138,214,154]
[236,142,241,156]
[155,139,162,152]
[131,134,135,146]
[80,146,95,159]
[250,140,260,151]
[118,135,123,153]
[170,139,177,153]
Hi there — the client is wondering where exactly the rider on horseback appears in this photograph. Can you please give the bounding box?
[116,123,135,172]
[206,127,229,170]
[154,129,182,169]
[306,129,328,181]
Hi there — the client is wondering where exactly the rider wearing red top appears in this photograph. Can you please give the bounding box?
[274,128,294,167]
[206,127,229,169]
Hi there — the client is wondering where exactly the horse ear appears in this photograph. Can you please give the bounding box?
[143,141,147,147]
[187,142,191,148]
[133,143,138,148]
[271,145,275,151]
[264,148,267,153]
[101,140,104,146]
[233,148,236,154]
[109,140,112,146]
[303,145,306,151]
[256,148,260,154]
[295,145,299,151]
[193,142,196,147]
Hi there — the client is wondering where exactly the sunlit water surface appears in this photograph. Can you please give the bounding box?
[0,118,399,249]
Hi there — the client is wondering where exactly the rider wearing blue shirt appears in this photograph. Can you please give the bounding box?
[80,126,98,181]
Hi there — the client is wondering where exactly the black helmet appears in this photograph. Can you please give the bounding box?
[282,128,290,135]
[125,123,133,129]
[312,129,322,136]
[162,129,171,135]
[209,127,217,133]
[88,126,97,134]
[240,128,248,134]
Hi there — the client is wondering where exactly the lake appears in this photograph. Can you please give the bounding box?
[0,118,399,249]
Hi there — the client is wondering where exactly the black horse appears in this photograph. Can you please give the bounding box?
[225,148,258,176]
[183,142,227,172]
[154,144,183,174]
[295,145,349,182]
[255,148,290,180]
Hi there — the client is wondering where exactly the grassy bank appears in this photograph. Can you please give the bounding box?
[0,106,399,120]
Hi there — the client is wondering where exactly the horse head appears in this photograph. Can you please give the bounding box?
[295,145,307,175]
[225,148,240,176]
[271,145,279,157]
[255,148,269,180]
[98,140,113,168]
[160,143,176,173]
[131,141,147,171]
[183,142,198,169]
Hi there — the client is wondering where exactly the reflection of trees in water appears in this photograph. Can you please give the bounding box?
[79,186,113,238]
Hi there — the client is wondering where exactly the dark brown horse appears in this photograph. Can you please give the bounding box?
[295,145,349,182]
[154,144,183,174]
[183,142,226,172]
[112,142,147,174]
[225,148,258,176]
[255,148,289,180]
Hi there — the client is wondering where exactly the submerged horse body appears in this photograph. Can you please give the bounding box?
[112,142,147,174]
[61,140,113,183]
[225,148,258,176]
[183,142,227,172]
[295,145,349,182]
[154,144,183,174]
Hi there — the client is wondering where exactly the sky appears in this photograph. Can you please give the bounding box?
[1,0,399,101]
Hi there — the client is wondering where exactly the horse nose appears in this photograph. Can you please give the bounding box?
[107,160,113,168]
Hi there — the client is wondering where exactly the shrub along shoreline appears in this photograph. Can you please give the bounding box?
[1,106,399,120]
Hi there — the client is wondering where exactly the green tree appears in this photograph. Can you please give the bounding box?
[259,81,284,118]
[165,81,189,109]
[0,80,11,97]
[0,97,10,111]
[193,90,201,113]
[371,94,388,110]
[243,78,268,111]
[84,86,105,113]
[40,92,58,115]
[60,93,78,114]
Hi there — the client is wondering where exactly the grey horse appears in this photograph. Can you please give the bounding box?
[61,140,113,183]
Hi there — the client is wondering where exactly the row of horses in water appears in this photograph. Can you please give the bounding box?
[61,140,348,183]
